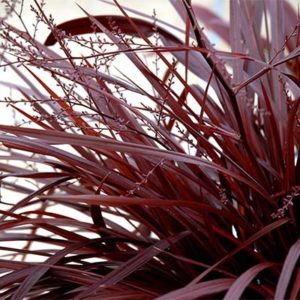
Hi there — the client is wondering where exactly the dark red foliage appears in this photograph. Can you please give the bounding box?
[0,0,300,299]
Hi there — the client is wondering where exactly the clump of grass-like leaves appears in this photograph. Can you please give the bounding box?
[0,0,300,299]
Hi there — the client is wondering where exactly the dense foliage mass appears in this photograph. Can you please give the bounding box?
[0,0,300,298]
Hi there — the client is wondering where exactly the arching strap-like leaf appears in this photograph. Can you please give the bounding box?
[11,240,97,300]
[223,262,275,300]
[0,124,270,199]
[274,239,300,300]
[45,15,182,46]
[187,218,290,285]
[76,231,189,299]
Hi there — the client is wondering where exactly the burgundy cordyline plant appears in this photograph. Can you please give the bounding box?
[0,0,300,298]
